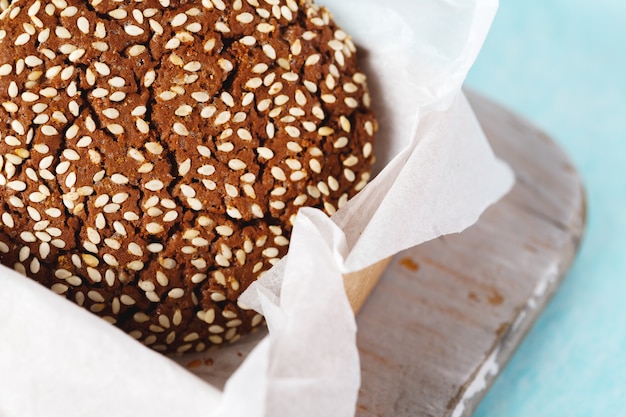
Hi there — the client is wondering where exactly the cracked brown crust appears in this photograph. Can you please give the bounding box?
[0,0,376,354]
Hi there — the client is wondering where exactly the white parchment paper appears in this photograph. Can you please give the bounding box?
[0,0,513,416]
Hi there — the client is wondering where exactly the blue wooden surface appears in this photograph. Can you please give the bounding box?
[466,1,626,415]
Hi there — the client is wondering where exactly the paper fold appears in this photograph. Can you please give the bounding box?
[0,1,513,416]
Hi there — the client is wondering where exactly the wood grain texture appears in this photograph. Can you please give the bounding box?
[354,91,586,417]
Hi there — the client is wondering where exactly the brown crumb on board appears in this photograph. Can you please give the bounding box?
[399,257,420,272]
[488,289,505,306]
[187,359,203,369]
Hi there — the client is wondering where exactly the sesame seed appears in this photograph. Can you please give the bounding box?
[7,181,26,191]
[77,17,89,34]
[65,275,81,285]
[87,227,101,245]
[211,292,226,302]
[68,49,86,62]
[318,126,334,136]
[8,81,18,98]
[88,290,105,303]
[20,231,37,243]
[174,104,193,116]
[109,91,126,102]
[334,137,349,148]
[191,91,210,103]
[287,141,302,153]
[102,108,120,119]
[173,122,189,136]
[146,223,164,234]
[93,62,110,76]
[364,120,375,136]
[324,202,337,215]
[175,159,191,176]
[184,61,202,72]
[274,95,289,106]
[209,325,224,334]
[107,124,124,135]
[226,319,243,328]
[343,168,356,182]
[197,164,216,176]
[270,201,285,210]
[186,22,202,33]
[318,181,330,196]
[343,155,359,167]
[111,174,129,185]
[285,126,300,138]
[228,159,246,171]
[192,237,210,247]
[145,180,164,191]
[305,54,321,66]
[51,283,69,294]
[147,207,163,217]
[55,26,72,39]
[124,25,144,36]
[91,88,108,98]
[239,35,256,46]
[15,33,31,46]
[65,172,77,187]
[215,21,230,33]
[271,166,286,181]
[106,78,124,89]
[345,97,359,108]
[127,261,144,271]
[257,23,274,33]
[138,280,155,292]
[11,120,25,135]
[281,5,293,20]
[187,198,203,211]
[226,206,242,219]
[290,171,307,181]
[246,77,263,89]
[268,81,282,95]
[328,176,340,191]
[285,159,302,170]
[161,211,178,222]
[328,39,344,51]
[166,36,186,49]
[121,295,136,306]
[321,94,337,104]
[159,257,176,270]
[0,64,12,76]
[214,111,231,125]
[282,72,299,82]
[252,314,263,327]
[171,13,188,27]
[262,44,276,60]
[24,56,43,67]
[303,80,318,93]
[262,247,280,258]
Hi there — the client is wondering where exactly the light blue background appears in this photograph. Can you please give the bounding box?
[466,1,626,415]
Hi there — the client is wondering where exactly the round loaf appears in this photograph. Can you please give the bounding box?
[0,0,376,353]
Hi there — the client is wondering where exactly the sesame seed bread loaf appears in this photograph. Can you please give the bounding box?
[0,0,376,354]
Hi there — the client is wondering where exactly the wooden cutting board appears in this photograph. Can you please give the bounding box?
[179,91,585,415]
[355,91,586,416]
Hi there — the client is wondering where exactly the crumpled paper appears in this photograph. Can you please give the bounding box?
[0,0,512,416]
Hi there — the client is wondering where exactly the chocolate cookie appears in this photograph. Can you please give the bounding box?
[0,0,376,354]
